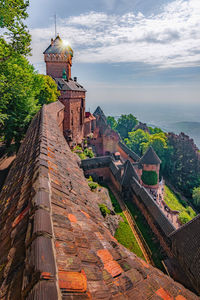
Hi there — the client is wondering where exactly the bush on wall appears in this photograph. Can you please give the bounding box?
[141,170,158,186]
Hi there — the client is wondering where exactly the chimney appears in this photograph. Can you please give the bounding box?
[74,77,77,82]
[51,38,53,45]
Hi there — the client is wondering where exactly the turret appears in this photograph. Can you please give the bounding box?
[43,35,73,79]
[139,146,161,188]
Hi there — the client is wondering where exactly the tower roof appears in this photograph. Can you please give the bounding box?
[43,35,73,57]
[121,159,140,187]
[93,106,107,122]
[140,146,161,165]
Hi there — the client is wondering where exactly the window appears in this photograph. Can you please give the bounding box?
[80,107,83,125]
[81,98,84,107]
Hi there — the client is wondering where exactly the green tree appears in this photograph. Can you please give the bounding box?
[0,56,59,150]
[125,129,150,156]
[0,56,39,148]
[148,127,163,134]
[192,187,200,208]
[116,114,138,139]
[142,132,168,175]
[0,0,31,58]
[107,116,117,131]
[35,74,60,105]
[164,132,200,197]
[0,0,59,151]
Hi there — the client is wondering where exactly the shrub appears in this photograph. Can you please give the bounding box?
[88,181,98,191]
[141,170,158,186]
[77,152,86,160]
[178,211,191,224]
[84,148,94,158]
[99,204,110,217]
[186,206,196,218]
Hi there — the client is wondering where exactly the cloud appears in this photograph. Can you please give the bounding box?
[30,0,200,69]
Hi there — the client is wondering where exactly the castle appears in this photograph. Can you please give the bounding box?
[0,37,199,299]
[43,36,161,190]
[44,35,95,145]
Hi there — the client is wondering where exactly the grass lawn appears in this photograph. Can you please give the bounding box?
[124,199,166,272]
[103,185,145,260]
[164,185,196,224]
[115,212,145,260]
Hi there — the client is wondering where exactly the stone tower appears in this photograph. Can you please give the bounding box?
[43,36,86,145]
[44,35,73,79]
[139,146,161,188]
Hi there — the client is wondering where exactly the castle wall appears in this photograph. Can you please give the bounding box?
[84,121,91,137]
[129,191,173,257]
[103,135,119,155]
[117,144,135,162]
[46,61,71,78]
[59,91,85,144]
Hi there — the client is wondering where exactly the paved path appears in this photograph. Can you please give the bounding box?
[108,183,153,265]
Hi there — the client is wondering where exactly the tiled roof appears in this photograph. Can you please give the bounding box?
[170,214,200,293]
[140,146,161,165]
[121,160,140,187]
[0,102,198,299]
[93,106,107,123]
[55,78,86,92]
[43,36,73,56]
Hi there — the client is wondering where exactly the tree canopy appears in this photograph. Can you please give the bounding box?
[116,114,138,138]
[0,0,60,151]
[0,0,31,58]
[192,187,200,208]
[107,116,117,131]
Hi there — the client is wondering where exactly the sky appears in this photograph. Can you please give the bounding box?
[27,0,200,125]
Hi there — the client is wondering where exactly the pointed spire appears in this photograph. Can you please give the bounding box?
[140,146,161,165]
[122,160,140,187]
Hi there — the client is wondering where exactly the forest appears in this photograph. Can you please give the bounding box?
[107,115,200,211]
[0,0,59,152]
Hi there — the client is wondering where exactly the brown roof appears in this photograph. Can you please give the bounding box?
[43,35,73,57]
[140,146,161,165]
[0,102,198,299]
[55,78,86,92]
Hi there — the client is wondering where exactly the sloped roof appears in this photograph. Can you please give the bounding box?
[122,160,140,187]
[43,35,73,56]
[140,146,161,165]
[93,106,107,123]
[0,102,198,299]
[55,78,86,92]
[170,214,200,292]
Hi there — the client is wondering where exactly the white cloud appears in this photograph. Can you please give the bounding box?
[30,0,200,69]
